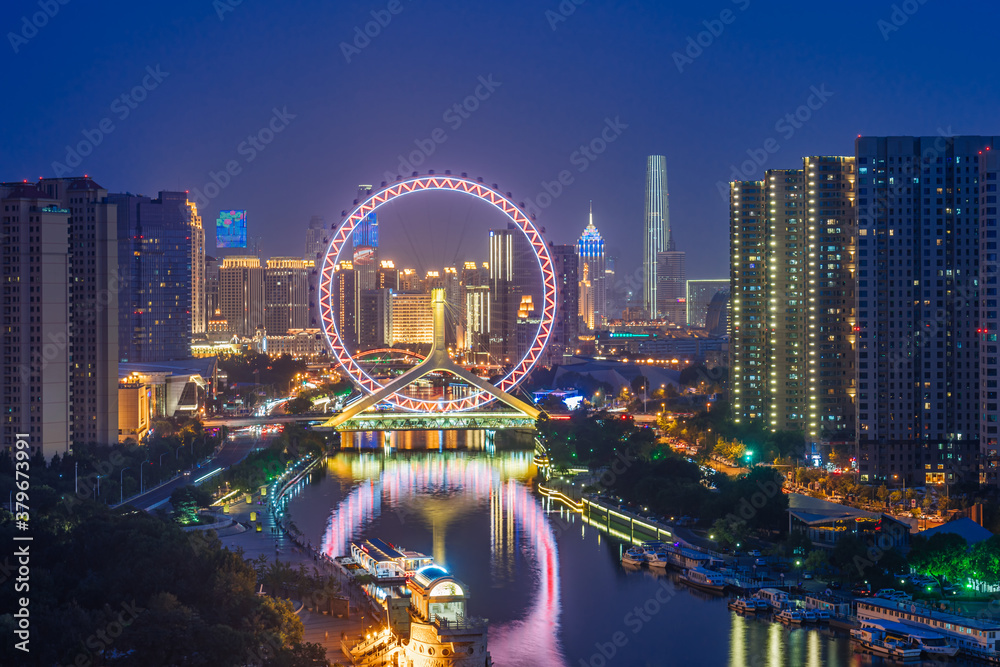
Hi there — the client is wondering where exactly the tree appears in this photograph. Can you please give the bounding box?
[804,549,828,573]
[908,533,969,583]
[876,484,889,506]
[889,490,903,507]
[170,484,213,525]
[922,494,935,512]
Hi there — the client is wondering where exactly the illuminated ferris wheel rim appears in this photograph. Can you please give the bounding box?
[318,174,557,413]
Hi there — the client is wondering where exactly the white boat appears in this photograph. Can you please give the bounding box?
[678,567,726,593]
[858,619,959,658]
[753,599,771,612]
[850,626,922,662]
[801,610,818,623]
[812,609,831,622]
[728,598,758,614]
[621,547,645,567]
[754,587,790,612]
[647,552,670,569]
[776,609,804,624]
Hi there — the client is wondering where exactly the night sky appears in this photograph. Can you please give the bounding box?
[5,0,999,283]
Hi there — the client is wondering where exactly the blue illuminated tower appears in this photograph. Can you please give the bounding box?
[353,185,379,290]
[577,203,606,330]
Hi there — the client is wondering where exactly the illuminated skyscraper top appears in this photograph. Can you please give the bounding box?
[643,156,670,317]
[577,202,606,329]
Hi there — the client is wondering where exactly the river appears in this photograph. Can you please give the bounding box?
[282,436,883,666]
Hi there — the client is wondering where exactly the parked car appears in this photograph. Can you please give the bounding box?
[829,581,842,590]
[747,550,762,557]
[851,585,871,597]
[875,589,898,599]
[889,592,912,602]
[803,571,814,580]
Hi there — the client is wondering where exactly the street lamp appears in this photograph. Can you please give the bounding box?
[745,450,754,468]
[120,467,131,505]
[141,460,151,494]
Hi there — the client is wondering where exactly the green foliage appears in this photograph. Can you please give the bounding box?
[908,532,969,583]
[170,485,214,524]
[283,396,314,415]
[0,499,325,666]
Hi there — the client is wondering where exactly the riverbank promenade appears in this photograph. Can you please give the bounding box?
[219,497,362,664]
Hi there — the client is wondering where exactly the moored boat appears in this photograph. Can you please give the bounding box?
[728,597,758,614]
[857,619,958,658]
[678,567,726,593]
[850,626,922,662]
[776,609,804,624]
[647,551,670,569]
[622,547,645,567]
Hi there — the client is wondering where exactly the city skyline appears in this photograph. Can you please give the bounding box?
[8,2,999,283]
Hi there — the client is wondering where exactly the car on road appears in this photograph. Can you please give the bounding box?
[802,571,814,580]
[183,470,191,477]
[851,585,871,597]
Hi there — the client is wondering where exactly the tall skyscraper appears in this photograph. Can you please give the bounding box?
[730,157,856,450]
[730,180,767,422]
[979,149,1000,485]
[576,204,606,330]
[333,260,359,350]
[1,182,71,458]
[353,185,378,291]
[110,191,196,362]
[205,255,220,323]
[305,215,327,261]
[550,243,579,363]
[219,256,265,336]
[35,177,119,447]
[359,288,392,350]
[465,285,491,364]
[644,155,670,317]
[190,201,205,335]
[488,226,520,366]
[265,257,312,334]
[656,245,686,325]
[856,136,998,486]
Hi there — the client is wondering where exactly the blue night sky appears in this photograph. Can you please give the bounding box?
[4,0,999,285]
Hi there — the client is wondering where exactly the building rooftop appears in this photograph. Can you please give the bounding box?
[916,517,994,545]
[412,565,450,589]
[860,597,1000,631]
[787,492,880,525]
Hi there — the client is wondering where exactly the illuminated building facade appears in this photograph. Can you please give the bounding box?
[353,185,378,290]
[333,260,359,350]
[264,257,312,335]
[390,292,433,346]
[110,190,196,362]
[219,256,265,336]
[856,136,997,485]
[576,205,606,330]
[644,155,670,317]
[730,157,856,452]
[656,246,686,325]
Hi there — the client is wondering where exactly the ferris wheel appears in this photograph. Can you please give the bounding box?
[318,173,557,413]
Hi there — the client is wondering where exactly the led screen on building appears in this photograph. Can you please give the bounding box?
[216,210,247,248]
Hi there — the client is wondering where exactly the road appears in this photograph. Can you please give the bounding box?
[119,436,261,511]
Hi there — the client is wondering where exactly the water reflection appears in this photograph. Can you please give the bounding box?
[316,450,567,666]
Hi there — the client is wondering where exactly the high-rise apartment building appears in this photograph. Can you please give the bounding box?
[805,156,857,448]
[980,149,1000,485]
[1,182,72,458]
[656,246,686,325]
[644,156,670,317]
[35,177,119,447]
[550,243,579,363]
[730,157,856,451]
[205,255,220,322]
[730,180,767,422]
[359,288,392,350]
[265,257,312,334]
[856,136,998,485]
[577,206,606,330]
[110,191,195,362]
[219,256,265,336]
